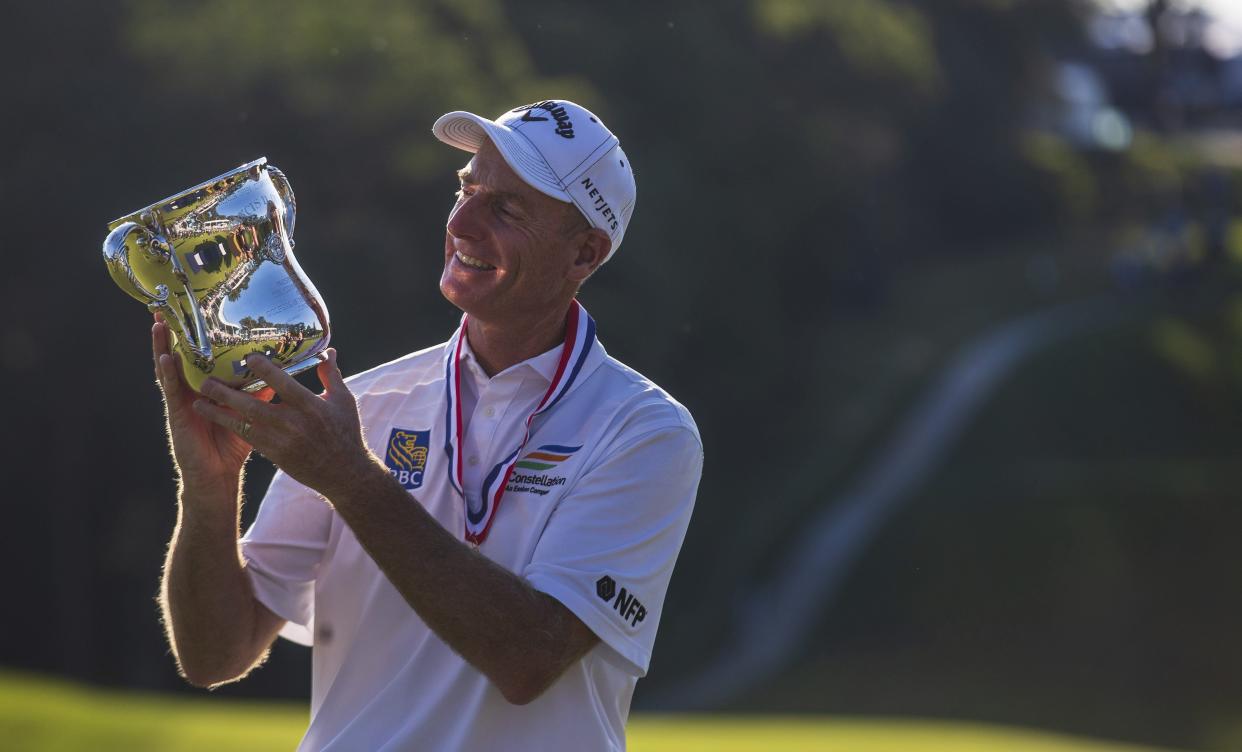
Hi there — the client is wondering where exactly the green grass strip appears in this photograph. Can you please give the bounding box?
[0,671,1190,752]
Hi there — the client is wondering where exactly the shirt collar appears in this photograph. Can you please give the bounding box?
[458,333,562,385]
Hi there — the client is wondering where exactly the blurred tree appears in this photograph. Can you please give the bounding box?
[754,0,943,96]
[126,0,596,182]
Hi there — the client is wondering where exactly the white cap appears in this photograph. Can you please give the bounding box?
[433,100,636,262]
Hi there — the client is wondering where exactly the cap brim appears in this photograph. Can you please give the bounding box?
[432,111,572,203]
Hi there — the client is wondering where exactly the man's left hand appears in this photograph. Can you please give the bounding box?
[193,348,375,498]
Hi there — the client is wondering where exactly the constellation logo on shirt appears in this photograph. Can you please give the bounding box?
[386,428,430,489]
[506,444,580,496]
[596,575,647,628]
[515,444,581,471]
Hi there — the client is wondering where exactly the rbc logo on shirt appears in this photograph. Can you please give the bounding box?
[386,428,430,489]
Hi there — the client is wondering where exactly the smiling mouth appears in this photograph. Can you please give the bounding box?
[454,250,496,271]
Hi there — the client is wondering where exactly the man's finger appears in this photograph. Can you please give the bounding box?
[200,378,272,422]
[152,321,185,401]
[152,320,172,367]
[159,353,183,401]
[192,398,254,442]
[152,323,165,387]
[317,348,346,391]
[245,353,314,407]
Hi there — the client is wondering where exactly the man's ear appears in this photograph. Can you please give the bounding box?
[567,227,611,283]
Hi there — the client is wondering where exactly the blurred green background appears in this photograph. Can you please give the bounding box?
[4,0,1242,749]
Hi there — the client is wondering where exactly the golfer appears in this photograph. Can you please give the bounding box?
[153,99,702,751]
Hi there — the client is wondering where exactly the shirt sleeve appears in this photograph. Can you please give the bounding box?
[523,424,703,677]
[239,469,334,646]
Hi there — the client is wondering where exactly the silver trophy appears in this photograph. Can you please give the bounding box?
[104,158,330,393]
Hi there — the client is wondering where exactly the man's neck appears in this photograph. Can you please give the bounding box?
[465,302,572,378]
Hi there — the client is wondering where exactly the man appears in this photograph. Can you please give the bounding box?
[153,100,703,751]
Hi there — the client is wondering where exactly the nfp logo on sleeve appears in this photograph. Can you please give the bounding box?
[596,575,647,628]
[385,428,430,489]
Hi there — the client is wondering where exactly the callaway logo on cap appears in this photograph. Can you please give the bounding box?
[432,100,637,262]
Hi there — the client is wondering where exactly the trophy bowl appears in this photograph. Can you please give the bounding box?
[103,158,330,393]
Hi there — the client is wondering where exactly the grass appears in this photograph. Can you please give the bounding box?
[631,717,1184,751]
[0,671,305,752]
[0,671,1186,751]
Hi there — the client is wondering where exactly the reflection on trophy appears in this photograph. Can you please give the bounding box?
[103,158,330,393]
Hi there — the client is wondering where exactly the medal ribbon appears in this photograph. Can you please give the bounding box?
[444,299,597,545]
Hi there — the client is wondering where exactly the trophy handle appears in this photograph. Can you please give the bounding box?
[267,165,296,239]
[102,221,170,306]
[102,220,210,360]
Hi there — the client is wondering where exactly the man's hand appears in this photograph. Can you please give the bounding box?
[153,314,273,491]
[192,346,376,499]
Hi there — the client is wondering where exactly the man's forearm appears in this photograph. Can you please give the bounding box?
[325,457,596,704]
[160,477,279,687]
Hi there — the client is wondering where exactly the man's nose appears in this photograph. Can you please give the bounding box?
[446,193,484,240]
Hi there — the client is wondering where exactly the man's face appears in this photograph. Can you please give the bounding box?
[440,140,586,323]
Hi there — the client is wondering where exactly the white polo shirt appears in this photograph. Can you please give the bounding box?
[240,332,702,752]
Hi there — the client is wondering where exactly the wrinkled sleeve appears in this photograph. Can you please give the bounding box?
[523,424,702,677]
[239,469,334,646]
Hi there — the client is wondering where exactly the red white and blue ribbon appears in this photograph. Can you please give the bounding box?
[444,299,597,545]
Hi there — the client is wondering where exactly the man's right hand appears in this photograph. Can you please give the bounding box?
[152,314,273,492]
